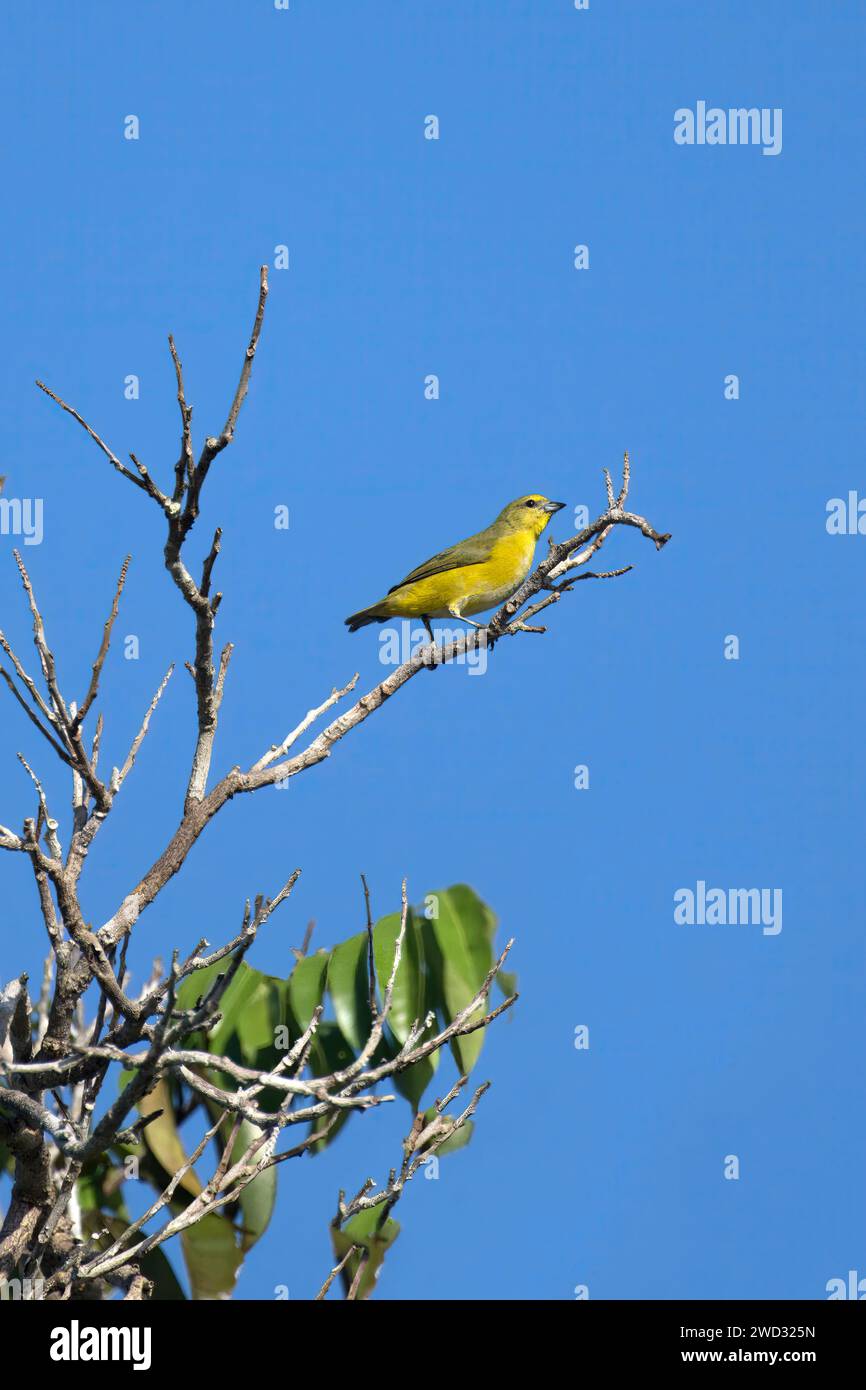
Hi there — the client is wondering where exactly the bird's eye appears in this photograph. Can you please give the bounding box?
[525,498,537,508]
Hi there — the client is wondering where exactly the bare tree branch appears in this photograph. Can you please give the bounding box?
[34,381,152,495]
[72,555,131,733]
[1,268,669,1302]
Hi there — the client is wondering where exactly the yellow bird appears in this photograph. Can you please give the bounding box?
[345,495,566,635]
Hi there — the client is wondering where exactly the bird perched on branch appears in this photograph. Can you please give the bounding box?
[345,495,566,635]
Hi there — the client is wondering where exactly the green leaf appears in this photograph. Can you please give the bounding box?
[373,908,439,1111]
[76,1158,127,1215]
[137,1244,187,1301]
[287,951,329,1030]
[422,887,494,1075]
[372,911,423,1043]
[331,1209,401,1300]
[175,961,226,1049]
[207,963,269,1056]
[229,975,290,1112]
[175,962,287,1070]
[327,932,373,1051]
[235,976,286,1065]
[418,1107,476,1157]
[176,961,224,1013]
[443,884,498,975]
[446,884,516,999]
[74,1166,106,1213]
[226,1118,277,1253]
[80,1211,186,1300]
[392,1050,437,1111]
[286,950,339,1147]
[446,882,516,998]
[181,1212,244,1300]
[306,1021,356,1151]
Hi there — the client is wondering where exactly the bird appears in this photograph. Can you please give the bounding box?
[345,494,566,636]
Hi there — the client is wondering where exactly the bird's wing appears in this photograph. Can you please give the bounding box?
[387,525,495,593]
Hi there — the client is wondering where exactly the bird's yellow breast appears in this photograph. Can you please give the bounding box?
[385,530,537,619]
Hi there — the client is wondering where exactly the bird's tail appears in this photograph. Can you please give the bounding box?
[345,604,385,633]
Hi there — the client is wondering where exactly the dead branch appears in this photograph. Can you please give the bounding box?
[0,266,669,1301]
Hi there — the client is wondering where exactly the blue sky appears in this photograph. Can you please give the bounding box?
[1,1,864,1299]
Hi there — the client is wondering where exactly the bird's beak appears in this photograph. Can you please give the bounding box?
[543,500,566,513]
